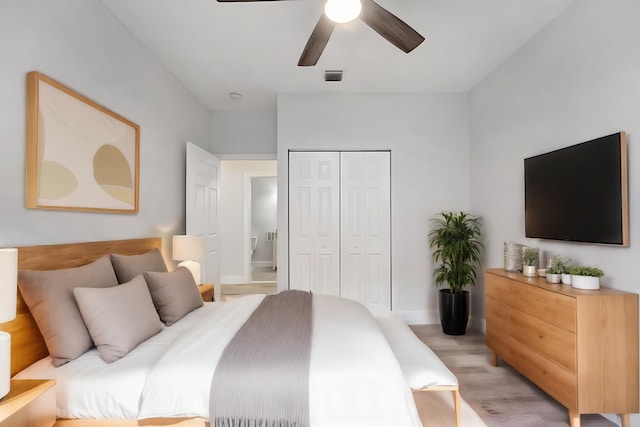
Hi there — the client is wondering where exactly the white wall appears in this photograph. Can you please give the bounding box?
[469,3,640,421]
[470,0,640,301]
[0,0,211,258]
[220,160,277,284]
[277,94,471,324]
[211,110,277,154]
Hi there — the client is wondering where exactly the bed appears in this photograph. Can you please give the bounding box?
[2,238,425,427]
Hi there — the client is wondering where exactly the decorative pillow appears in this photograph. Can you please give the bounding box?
[18,256,119,366]
[74,275,163,363]
[110,248,167,283]
[143,267,203,326]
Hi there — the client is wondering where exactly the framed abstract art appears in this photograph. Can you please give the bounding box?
[26,71,140,213]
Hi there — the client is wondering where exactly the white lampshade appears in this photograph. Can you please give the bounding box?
[172,236,205,284]
[172,235,205,261]
[324,0,362,24]
[0,248,17,324]
[0,247,17,400]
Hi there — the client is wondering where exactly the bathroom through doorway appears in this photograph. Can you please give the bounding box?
[249,175,277,283]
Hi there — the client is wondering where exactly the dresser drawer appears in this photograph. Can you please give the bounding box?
[507,335,577,410]
[509,308,576,372]
[486,296,510,357]
[509,283,576,333]
[485,273,511,305]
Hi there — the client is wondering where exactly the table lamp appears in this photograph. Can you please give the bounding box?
[172,235,205,284]
[0,248,18,399]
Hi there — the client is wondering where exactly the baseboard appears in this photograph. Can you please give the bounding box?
[391,311,487,333]
[391,310,438,326]
[251,261,273,267]
[470,317,486,334]
[220,275,249,285]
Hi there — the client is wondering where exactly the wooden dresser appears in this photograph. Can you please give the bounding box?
[485,268,639,427]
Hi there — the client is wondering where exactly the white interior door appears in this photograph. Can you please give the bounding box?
[288,152,340,295]
[340,151,391,315]
[186,142,220,294]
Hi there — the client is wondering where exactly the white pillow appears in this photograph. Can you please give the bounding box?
[73,275,163,363]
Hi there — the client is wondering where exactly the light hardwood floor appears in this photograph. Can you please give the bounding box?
[220,283,277,301]
[251,265,277,282]
[410,324,617,427]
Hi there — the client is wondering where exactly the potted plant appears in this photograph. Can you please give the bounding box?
[429,211,483,336]
[522,247,538,277]
[545,259,567,284]
[569,265,604,290]
[558,259,573,285]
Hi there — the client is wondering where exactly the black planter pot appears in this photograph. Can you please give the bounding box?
[439,289,470,335]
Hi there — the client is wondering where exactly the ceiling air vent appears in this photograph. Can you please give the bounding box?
[324,70,343,82]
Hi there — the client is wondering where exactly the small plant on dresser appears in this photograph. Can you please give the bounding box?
[522,247,538,277]
[545,258,568,284]
[569,265,604,290]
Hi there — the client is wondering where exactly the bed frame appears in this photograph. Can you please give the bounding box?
[0,238,207,427]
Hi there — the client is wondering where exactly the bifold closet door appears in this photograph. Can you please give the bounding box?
[289,151,391,314]
[288,152,340,295]
[340,151,390,316]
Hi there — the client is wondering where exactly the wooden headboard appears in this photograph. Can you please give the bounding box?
[0,238,162,376]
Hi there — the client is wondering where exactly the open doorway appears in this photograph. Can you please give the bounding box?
[249,176,277,283]
[218,159,277,300]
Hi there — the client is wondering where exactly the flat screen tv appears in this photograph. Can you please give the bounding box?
[524,132,628,246]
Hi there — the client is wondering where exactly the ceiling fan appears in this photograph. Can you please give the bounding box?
[217,0,425,67]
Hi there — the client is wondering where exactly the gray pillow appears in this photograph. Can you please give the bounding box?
[143,267,203,326]
[110,248,167,283]
[18,256,119,366]
[74,275,163,363]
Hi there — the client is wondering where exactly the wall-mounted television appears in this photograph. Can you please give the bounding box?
[524,132,628,246]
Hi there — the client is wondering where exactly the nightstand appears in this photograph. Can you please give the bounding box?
[0,379,55,427]
[199,284,215,302]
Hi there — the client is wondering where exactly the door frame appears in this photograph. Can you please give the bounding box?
[215,154,277,287]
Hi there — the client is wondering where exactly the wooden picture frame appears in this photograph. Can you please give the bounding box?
[26,72,140,213]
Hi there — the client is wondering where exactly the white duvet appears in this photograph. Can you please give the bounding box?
[16,293,422,427]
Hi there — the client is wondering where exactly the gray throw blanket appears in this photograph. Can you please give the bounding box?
[209,290,313,427]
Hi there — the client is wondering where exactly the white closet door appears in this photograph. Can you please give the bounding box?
[340,151,391,315]
[288,152,340,295]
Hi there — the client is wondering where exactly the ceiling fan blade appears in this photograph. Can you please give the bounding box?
[298,14,335,67]
[360,0,424,53]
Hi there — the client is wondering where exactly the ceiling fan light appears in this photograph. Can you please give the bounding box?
[324,0,361,24]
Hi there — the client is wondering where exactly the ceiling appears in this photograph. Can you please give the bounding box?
[100,0,573,112]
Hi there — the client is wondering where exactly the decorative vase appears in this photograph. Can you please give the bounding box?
[546,273,561,284]
[503,242,523,272]
[571,275,600,290]
[561,273,572,285]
